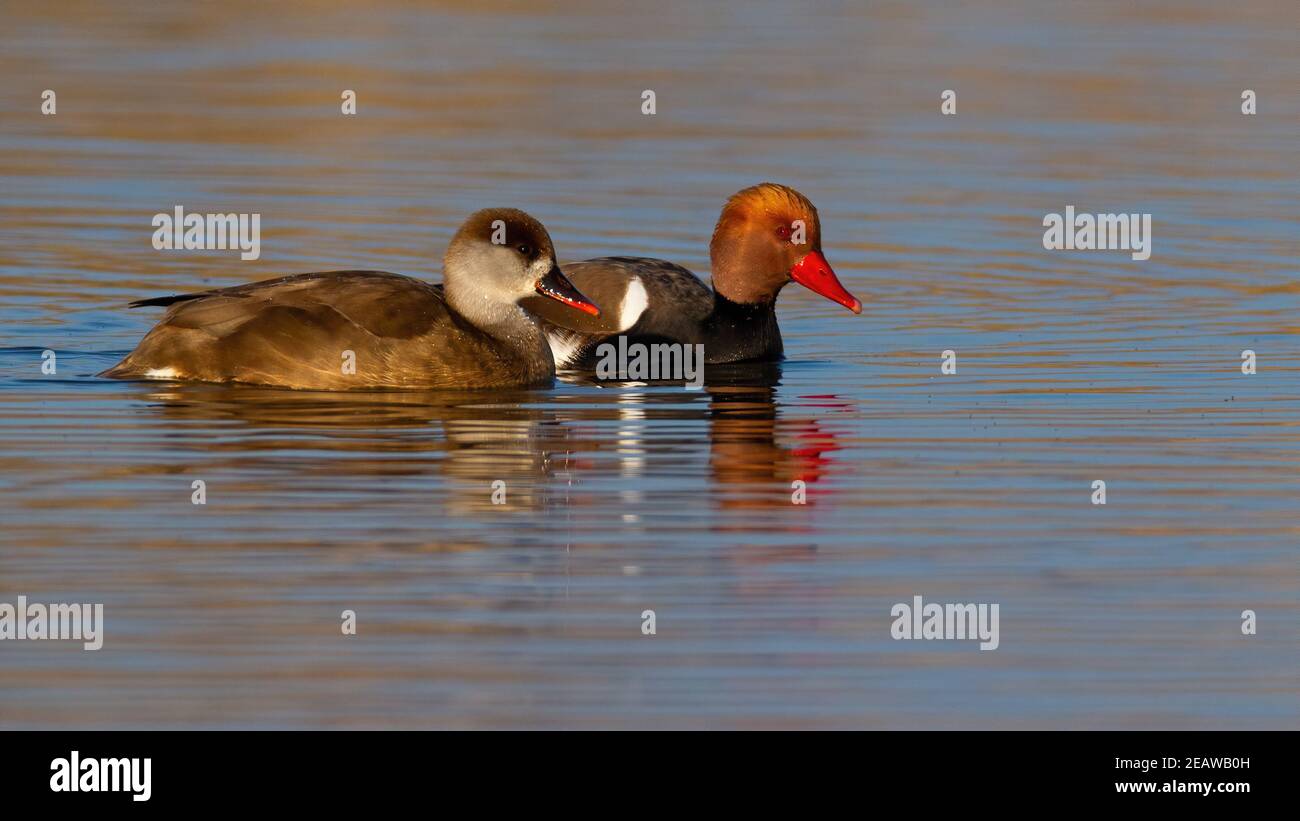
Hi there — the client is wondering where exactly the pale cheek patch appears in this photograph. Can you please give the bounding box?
[143,367,181,379]
[619,276,648,332]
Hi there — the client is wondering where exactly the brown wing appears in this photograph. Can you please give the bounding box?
[136,271,445,337]
[103,271,459,387]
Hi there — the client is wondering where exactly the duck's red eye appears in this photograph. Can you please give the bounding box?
[776,226,790,240]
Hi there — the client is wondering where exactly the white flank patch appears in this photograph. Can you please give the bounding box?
[547,333,586,369]
[618,275,648,332]
[143,367,180,379]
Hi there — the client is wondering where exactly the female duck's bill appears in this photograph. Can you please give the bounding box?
[101,207,601,390]
[536,266,600,316]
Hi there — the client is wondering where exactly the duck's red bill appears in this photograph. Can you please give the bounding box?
[536,267,600,317]
[790,250,861,314]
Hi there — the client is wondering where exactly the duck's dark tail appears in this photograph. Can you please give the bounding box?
[128,293,204,308]
[99,361,132,378]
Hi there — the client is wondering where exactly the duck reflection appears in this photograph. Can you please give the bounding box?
[703,361,848,511]
[119,361,850,522]
[127,382,571,515]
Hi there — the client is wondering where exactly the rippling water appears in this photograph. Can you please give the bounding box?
[1,0,1297,728]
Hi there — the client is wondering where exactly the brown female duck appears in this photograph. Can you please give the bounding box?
[521,183,860,368]
[101,208,599,389]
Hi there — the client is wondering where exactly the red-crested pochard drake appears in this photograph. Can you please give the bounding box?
[101,208,600,390]
[521,183,860,368]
